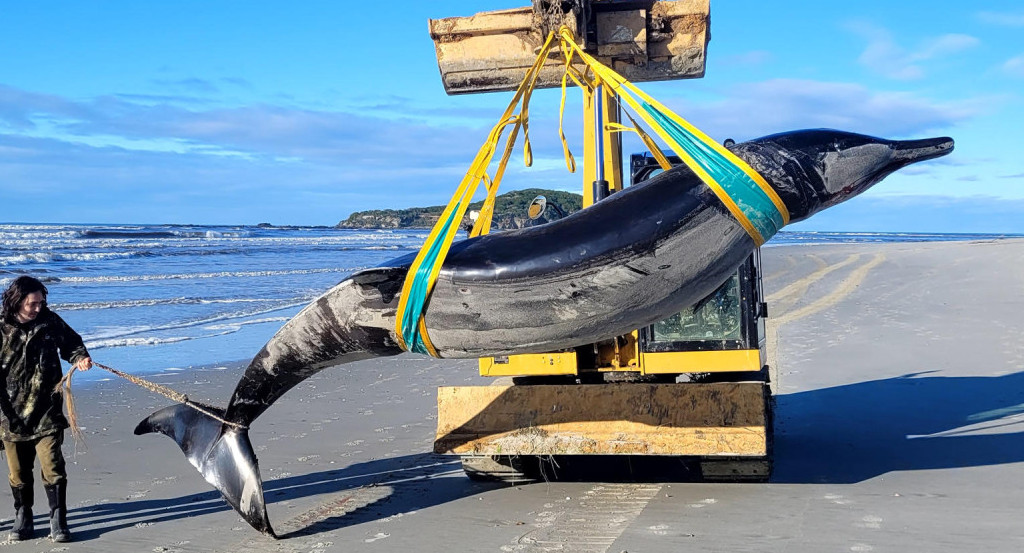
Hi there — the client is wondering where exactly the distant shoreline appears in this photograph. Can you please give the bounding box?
[5,221,1024,237]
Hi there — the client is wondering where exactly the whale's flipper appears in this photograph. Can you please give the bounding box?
[134,404,275,537]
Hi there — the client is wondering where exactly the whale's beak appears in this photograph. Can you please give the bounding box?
[892,136,954,165]
[764,131,958,223]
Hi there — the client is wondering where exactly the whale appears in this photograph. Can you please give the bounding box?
[135,129,953,535]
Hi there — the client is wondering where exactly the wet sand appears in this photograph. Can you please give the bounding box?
[3,238,1024,552]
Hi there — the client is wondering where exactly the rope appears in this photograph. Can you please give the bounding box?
[55,361,247,448]
[55,366,87,449]
[394,30,561,356]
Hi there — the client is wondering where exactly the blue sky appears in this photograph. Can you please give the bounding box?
[1,1,1022,232]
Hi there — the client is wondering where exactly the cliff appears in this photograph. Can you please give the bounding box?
[336,188,583,230]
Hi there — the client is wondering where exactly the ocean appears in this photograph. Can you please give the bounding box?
[0,223,424,381]
[1,223,1019,381]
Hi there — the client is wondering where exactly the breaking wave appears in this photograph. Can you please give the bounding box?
[82,300,309,344]
[53,267,365,284]
[52,296,303,312]
[0,251,143,266]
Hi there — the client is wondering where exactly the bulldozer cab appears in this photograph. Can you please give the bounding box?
[631,153,768,380]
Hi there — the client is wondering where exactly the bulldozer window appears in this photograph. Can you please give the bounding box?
[651,274,742,342]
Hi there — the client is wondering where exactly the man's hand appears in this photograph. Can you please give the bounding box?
[74,357,93,371]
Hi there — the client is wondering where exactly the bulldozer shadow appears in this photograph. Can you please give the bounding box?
[773,369,1024,484]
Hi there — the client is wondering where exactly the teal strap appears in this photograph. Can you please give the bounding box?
[398,208,462,354]
[642,103,785,241]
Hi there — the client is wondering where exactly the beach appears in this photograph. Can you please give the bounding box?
[3,237,1024,552]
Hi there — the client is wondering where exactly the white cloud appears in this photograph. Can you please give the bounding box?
[718,50,773,67]
[0,79,1001,225]
[0,83,589,225]
[977,11,1024,26]
[913,34,981,60]
[1004,54,1024,77]
[846,22,980,80]
[655,78,983,141]
[0,85,87,129]
[0,84,495,172]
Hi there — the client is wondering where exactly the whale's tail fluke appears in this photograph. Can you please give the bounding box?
[134,404,275,537]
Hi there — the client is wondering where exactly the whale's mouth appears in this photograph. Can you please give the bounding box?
[892,136,955,164]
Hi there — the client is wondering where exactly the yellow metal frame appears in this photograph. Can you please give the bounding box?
[480,348,763,377]
[479,351,578,377]
[582,86,623,207]
[641,349,763,374]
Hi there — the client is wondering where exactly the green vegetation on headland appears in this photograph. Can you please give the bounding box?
[336,188,583,230]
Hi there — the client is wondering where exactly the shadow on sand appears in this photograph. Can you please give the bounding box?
[43,452,497,541]
[773,369,1024,483]
[10,370,1023,540]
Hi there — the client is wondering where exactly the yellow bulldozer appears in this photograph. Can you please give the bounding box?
[429,0,773,482]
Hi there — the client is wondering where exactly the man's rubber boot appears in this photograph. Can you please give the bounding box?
[44,483,70,543]
[9,485,33,541]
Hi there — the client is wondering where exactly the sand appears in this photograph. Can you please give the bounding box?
[3,238,1024,552]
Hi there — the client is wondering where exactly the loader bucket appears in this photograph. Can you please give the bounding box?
[428,0,711,95]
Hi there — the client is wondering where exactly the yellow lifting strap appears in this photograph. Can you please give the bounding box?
[394,32,558,356]
[395,27,793,356]
[553,27,790,246]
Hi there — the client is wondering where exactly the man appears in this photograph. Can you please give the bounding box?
[0,276,91,542]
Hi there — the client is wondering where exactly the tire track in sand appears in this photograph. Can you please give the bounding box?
[766,253,886,389]
[501,483,664,553]
[767,254,856,314]
[771,253,885,326]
